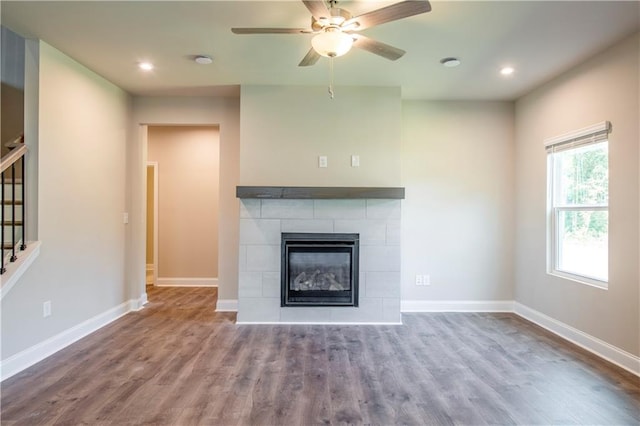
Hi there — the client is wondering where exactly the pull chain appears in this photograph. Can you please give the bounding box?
[328,55,335,99]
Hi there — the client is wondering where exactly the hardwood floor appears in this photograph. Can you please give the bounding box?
[2,286,639,425]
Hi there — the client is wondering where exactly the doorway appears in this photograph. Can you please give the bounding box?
[145,125,220,295]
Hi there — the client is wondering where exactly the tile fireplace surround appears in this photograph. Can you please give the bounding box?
[237,186,404,324]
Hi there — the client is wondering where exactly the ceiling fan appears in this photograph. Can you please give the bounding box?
[231,0,432,66]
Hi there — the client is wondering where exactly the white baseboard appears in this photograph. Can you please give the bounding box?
[135,292,148,310]
[513,302,640,377]
[216,299,238,312]
[156,277,218,287]
[1,298,139,381]
[401,299,514,312]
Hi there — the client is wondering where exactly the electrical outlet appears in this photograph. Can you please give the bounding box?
[318,156,328,168]
[43,301,52,318]
[415,274,431,286]
[351,155,360,167]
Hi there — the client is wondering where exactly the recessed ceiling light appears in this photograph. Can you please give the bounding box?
[440,57,461,68]
[194,55,213,65]
[139,62,154,71]
[500,66,515,76]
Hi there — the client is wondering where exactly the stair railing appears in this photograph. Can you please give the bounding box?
[0,134,27,274]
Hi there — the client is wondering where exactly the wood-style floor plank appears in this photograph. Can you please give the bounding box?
[2,286,639,425]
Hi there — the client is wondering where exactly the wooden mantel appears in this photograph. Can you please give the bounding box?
[236,186,405,200]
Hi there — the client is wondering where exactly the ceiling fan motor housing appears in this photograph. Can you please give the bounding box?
[313,8,353,31]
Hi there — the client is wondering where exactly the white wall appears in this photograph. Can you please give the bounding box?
[240,86,401,187]
[1,42,130,359]
[129,96,240,300]
[401,101,515,303]
[515,33,639,356]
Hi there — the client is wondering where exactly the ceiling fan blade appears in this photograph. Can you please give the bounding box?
[347,0,431,31]
[299,48,321,66]
[352,34,406,61]
[231,28,307,34]
[302,0,330,20]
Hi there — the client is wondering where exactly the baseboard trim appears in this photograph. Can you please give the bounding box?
[215,299,238,312]
[1,298,138,382]
[401,299,514,312]
[156,277,218,287]
[136,292,148,310]
[513,302,640,377]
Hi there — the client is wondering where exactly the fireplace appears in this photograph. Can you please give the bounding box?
[281,233,359,307]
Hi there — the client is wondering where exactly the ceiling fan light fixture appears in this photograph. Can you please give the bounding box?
[311,29,353,58]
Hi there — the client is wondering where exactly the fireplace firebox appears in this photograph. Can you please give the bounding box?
[281,233,359,307]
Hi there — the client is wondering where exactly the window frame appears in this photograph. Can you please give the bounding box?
[545,122,610,289]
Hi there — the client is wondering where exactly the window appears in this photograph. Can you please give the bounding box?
[546,122,610,287]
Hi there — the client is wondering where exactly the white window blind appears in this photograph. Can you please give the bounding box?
[544,121,611,153]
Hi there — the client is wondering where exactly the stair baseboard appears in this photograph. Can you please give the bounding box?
[1,241,41,300]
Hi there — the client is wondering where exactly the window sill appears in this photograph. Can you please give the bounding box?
[548,270,608,290]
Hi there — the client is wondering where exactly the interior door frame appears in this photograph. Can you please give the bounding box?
[147,161,159,286]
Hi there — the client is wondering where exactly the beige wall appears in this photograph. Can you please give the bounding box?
[147,126,219,278]
[129,97,240,300]
[401,101,515,302]
[1,42,130,359]
[146,165,154,265]
[515,33,639,355]
[240,86,401,186]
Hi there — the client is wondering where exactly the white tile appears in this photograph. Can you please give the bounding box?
[334,220,386,245]
[280,307,333,322]
[246,245,280,272]
[281,219,334,233]
[361,246,401,271]
[358,270,366,297]
[262,272,280,298]
[386,220,401,245]
[237,298,280,322]
[240,219,281,245]
[240,199,261,218]
[383,298,402,323]
[239,272,262,297]
[238,245,247,272]
[330,297,384,322]
[261,199,314,219]
[366,199,401,219]
[366,271,401,297]
[314,199,366,219]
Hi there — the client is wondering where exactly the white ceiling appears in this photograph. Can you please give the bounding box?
[2,1,638,100]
